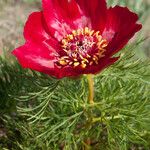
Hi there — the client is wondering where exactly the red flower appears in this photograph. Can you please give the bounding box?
[12,0,142,79]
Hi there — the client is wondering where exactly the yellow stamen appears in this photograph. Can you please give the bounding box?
[67,34,73,40]
[57,27,108,68]
[85,27,89,34]
[72,30,77,36]
[74,62,80,67]
[62,39,67,45]
[81,62,87,68]
[59,60,68,66]
[94,31,100,37]
[89,30,94,36]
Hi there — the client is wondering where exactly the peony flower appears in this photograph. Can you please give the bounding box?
[12,0,142,78]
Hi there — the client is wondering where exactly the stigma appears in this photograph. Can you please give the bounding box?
[56,27,108,68]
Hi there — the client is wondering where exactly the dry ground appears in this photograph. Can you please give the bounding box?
[0,0,40,50]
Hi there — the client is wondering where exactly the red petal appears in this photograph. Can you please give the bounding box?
[12,42,59,77]
[75,0,107,32]
[24,12,48,43]
[12,41,118,79]
[56,67,81,79]
[24,11,59,50]
[42,0,90,41]
[103,6,142,56]
[12,42,82,79]
[56,57,119,78]
[83,57,119,75]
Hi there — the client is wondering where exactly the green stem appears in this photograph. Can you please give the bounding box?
[87,74,94,104]
[92,115,123,123]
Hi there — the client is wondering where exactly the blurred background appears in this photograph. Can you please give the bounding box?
[0,0,150,58]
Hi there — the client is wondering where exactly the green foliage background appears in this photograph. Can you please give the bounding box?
[0,0,150,149]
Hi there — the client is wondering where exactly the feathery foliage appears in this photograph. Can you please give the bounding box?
[0,39,150,149]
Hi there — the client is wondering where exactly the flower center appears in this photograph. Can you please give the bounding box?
[56,27,108,68]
